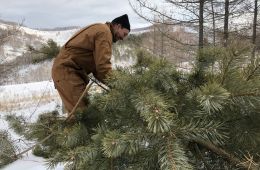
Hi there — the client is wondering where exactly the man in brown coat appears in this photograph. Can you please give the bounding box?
[52,14,130,120]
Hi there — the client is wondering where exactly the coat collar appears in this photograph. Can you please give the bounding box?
[106,22,116,43]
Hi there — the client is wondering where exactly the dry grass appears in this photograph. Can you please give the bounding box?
[4,60,53,85]
[0,83,103,113]
[0,90,60,112]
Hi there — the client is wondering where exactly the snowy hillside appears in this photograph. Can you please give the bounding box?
[0,23,78,46]
[19,26,78,46]
[0,22,79,63]
[0,21,151,64]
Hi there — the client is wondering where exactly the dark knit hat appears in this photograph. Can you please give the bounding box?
[112,14,131,31]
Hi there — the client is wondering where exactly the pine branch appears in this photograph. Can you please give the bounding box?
[194,143,211,170]
[221,54,234,85]
[232,92,260,97]
[14,133,53,159]
[12,82,94,159]
[246,64,260,81]
[110,158,114,170]
[225,115,250,124]
[102,131,126,158]
[191,82,230,114]
[194,139,259,170]
[0,130,18,167]
[158,138,193,170]
[132,88,173,133]
[63,123,89,148]
[177,119,227,145]
[27,45,49,55]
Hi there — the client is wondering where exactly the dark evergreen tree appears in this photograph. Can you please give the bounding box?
[25,43,260,169]
[0,130,17,168]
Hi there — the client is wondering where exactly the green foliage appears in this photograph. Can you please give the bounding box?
[63,123,89,148]
[116,34,142,48]
[0,130,17,168]
[176,119,227,145]
[112,34,143,62]
[132,89,173,133]
[29,39,60,63]
[158,139,193,170]
[27,111,64,158]
[102,131,126,158]
[189,82,230,114]
[5,114,28,136]
[135,48,155,68]
[22,44,260,169]
[32,144,51,158]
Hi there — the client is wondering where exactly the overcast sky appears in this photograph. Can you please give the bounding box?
[0,0,151,29]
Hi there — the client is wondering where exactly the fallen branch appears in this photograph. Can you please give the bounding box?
[194,139,259,170]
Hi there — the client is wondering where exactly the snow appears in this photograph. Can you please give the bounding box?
[2,151,64,170]
[176,61,193,72]
[0,81,55,98]
[2,45,24,61]
[0,80,108,170]
[20,26,78,46]
[0,22,79,63]
[0,22,78,46]
[0,45,27,63]
[0,81,63,170]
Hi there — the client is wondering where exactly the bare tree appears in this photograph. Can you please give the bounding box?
[0,20,22,84]
[251,0,258,63]
[129,0,205,47]
[223,0,230,47]
[0,19,23,47]
[128,0,209,64]
[199,0,205,49]
[210,0,216,46]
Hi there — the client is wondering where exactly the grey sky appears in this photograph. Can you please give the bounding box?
[0,0,150,29]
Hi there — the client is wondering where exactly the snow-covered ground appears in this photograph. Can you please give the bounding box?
[0,81,64,170]
[3,151,64,170]
[0,80,106,170]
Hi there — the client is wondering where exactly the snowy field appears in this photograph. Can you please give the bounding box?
[0,79,106,169]
[0,81,64,170]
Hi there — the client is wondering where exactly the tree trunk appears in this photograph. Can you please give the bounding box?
[160,16,165,57]
[251,0,258,64]
[224,0,229,47]
[211,0,216,46]
[199,0,204,49]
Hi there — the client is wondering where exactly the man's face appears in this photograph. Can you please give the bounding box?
[113,24,129,42]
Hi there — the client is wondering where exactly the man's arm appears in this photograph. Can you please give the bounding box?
[93,31,112,83]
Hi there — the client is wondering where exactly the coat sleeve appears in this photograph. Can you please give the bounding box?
[93,31,112,83]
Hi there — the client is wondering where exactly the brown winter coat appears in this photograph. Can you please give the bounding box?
[52,22,114,113]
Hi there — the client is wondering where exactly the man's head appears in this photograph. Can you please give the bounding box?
[111,14,130,42]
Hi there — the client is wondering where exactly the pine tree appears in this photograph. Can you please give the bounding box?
[27,39,60,63]
[26,42,259,170]
[0,130,18,168]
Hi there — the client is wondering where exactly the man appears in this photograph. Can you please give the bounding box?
[52,14,130,120]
